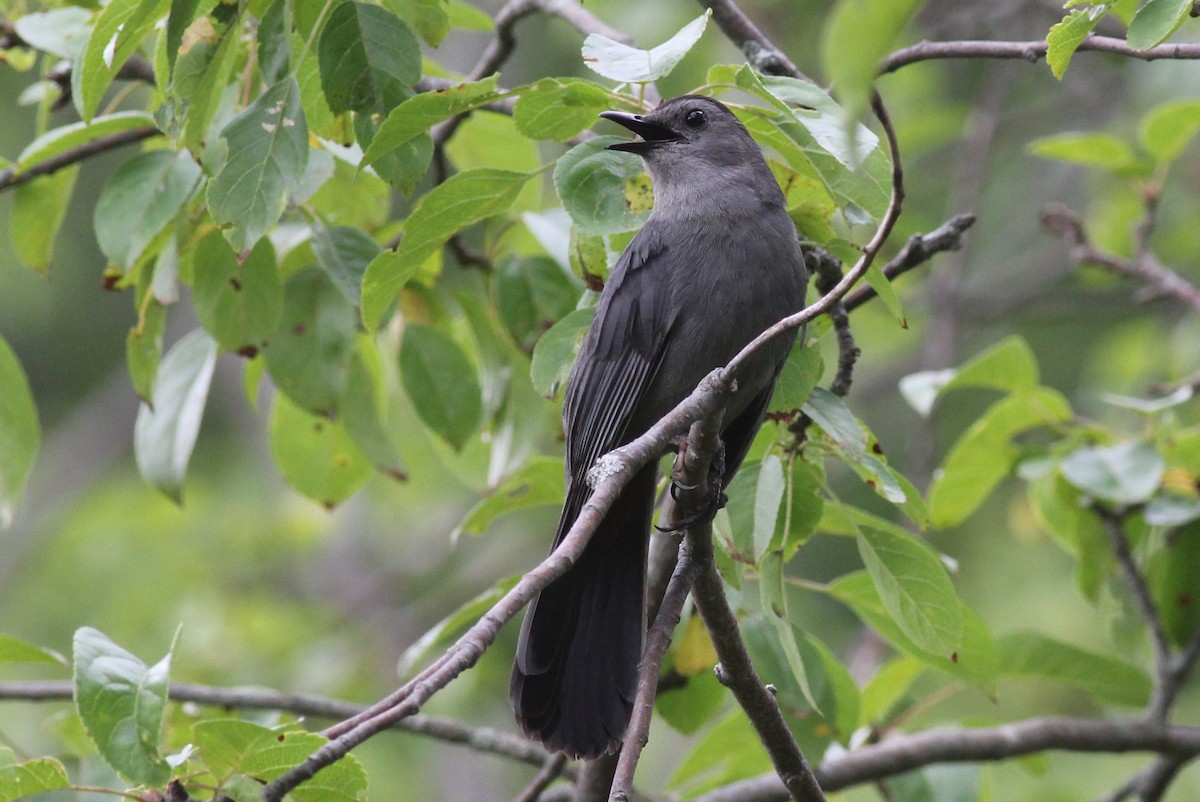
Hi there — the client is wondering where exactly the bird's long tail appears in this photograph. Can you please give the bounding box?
[510,464,656,759]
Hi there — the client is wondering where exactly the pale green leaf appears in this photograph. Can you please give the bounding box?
[581,10,709,83]
[1060,441,1164,505]
[821,0,923,125]
[1126,0,1193,50]
[95,150,202,270]
[998,631,1151,705]
[0,750,69,802]
[1138,98,1200,164]
[397,575,519,677]
[72,0,169,121]
[0,635,66,665]
[513,77,613,142]
[363,75,502,166]
[17,112,157,171]
[530,307,594,397]
[134,329,218,503]
[1028,132,1141,173]
[455,456,565,536]
[72,627,175,785]
[10,166,77,274]
[1046,8,1104,79]
[269,394,373,508]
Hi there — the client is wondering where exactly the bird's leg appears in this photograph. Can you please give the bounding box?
[656,439,728,532]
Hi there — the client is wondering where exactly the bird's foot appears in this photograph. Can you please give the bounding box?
[656,442,728,532]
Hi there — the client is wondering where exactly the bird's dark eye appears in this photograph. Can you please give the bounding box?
[684,109,707,129]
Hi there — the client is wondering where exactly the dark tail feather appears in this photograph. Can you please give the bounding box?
[510,464,656,759]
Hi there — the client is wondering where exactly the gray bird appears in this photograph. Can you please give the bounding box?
[510,95,809,759]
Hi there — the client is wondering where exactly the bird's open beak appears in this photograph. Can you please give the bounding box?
[600,111,677,153]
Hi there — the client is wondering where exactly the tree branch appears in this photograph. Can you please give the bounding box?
[0,127,161,193]
[468,0,631,83]
[880,36,1200,75]
[609,540,699,801]
[1041,203,1200,312]
[0,679,572,778]
[514,754,569,802]
[842,213,976,313]
[692,718,1200,802]
[697,0,807,79]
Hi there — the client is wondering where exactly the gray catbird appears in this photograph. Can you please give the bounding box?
[510,95,809,759]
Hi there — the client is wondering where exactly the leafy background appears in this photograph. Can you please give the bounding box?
[0,0,1198,800]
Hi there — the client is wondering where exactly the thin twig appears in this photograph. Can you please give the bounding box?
[698,0,807,79]
[0,127,161,193]
[0,679,570,778]
[1096,509,1172,719]
[808,251,859,397]
[513,754,569,802]
[692,718,1200,802]
[1042,203,1200,312]
[880,36,1200,75]
[1098,755,1188,802]
[609,538,701,801]
[842,213,976,313]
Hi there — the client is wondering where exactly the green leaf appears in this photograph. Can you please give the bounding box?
[751,72,882,169]
[930,388,1073,528]
[513,77,612,142]
[311,224,381,307]
[178,14,243,152]
[803,388,907,504]
[269,393,373,508]
[1028,132,1140,173]
[998,631,1151,705]
[829,571,998,689]
[900,335,1040,415]
[208,77,309,251]
[857,524,963,656]
[11,166,77,274]
[17,112,158,171]
[397,575,519,677]
[193,721,367,802]
[494,256,582,352]
[95,151,202,270]
[72,626,175,785]
[753,454,787,559]
[1060,441,1164,505]
[388,0,452,45]
[759,550,820,710]
[554,136,650,236]
[891,765,984,802]
[455,456,565,536]
[667,710,772,797]
[1126,0,1193,50]
[265,268,357,416]
[1144,493,1200,526]
[191,232,283,353]
[581,10,709,83]
[1046,8,1104,79]
[134,329,218,503]
[399,325,483,451]
[363,75,502,166]
[529,307,594,397]
[743,619,860,746]
[73,0,170,121]
[0,345,41,528]
[342,338,407,481]
[860,656,924,724]
[354,113,433,195]
[0,750,69,802]
[318,2,420,114]
[769,342,823,413]
[1138,98,1200,164]
[361,169,532,329]
[821,0,923,124]
[12,7,91,59]
[127,299,166,403]
[256,0,292,84]
[656,663,726,735]
[1029,471,1112,599]
[0,635,66,665]
[1147,525,1200,647]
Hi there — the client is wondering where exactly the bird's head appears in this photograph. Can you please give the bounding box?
[599,95,773,212]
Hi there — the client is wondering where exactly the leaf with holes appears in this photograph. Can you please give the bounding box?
[208,78,309,251]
